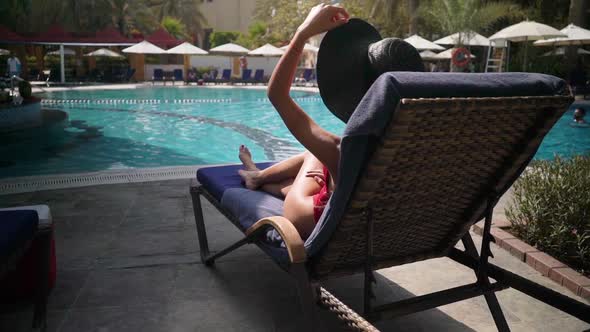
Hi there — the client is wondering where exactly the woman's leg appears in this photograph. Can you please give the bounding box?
[238,146,304,197]
[283,152,325,239]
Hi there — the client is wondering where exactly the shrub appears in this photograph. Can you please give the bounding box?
[209,31,241,48]
[17,80,32,99]
[506,156,590,275]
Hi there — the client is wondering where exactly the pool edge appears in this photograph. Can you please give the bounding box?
[0,164,237,195]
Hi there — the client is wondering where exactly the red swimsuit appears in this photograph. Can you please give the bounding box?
[312,165,332,222]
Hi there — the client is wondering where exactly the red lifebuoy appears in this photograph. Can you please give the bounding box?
[451,47,471,67]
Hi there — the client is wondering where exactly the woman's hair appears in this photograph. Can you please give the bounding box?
[574,107,586,120]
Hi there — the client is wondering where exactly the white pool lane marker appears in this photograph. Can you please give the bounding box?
[40,97,322,105]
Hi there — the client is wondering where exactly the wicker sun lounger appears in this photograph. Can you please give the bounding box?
[190,72,590,331]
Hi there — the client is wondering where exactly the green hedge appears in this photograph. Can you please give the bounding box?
[506,156,590,276]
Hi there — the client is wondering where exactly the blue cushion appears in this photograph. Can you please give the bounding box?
[0,210,39,256]
[198,164,290,265]
[197,162,275,201]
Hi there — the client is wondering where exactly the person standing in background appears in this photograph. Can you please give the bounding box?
[6,52,21,77]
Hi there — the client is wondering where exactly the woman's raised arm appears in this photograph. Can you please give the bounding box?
[267,4,349,179]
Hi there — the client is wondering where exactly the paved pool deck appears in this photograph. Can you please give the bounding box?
[0,179,588,331]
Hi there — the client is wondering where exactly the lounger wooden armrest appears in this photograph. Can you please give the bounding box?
[246,216,307,263]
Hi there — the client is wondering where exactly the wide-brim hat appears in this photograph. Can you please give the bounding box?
[317,19,424,123]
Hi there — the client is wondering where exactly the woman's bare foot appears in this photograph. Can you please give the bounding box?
[238,169,261,190]
[239,145,258,171]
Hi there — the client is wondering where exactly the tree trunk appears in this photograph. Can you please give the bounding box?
[567,0,588,68]
[408,0,419,35]
[569,0,587,27]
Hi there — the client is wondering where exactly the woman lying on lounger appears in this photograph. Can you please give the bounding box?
[238,4,424,239]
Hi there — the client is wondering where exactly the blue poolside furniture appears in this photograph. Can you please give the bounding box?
[189,72,589,330]
[234,69,252,84]
[0,208,53,330]
[217,69,232,84]
[152,68,164,85]
[122,67,136,82]
[253,69,265,84]
[173,68,183,85]
[294,68,314,86]
[302,68,313,82]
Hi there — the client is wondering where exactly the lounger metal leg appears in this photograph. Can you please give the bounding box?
[450,248,590,324]
[190,185,212,265]
[363,206,376,316]
[203,236,251,264]
[292,264,318,332]
[462,234,511,332]
[32,229,51,331]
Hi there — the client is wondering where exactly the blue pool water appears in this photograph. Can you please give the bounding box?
[0,87,588,178]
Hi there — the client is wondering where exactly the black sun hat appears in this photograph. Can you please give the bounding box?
[317,18,425,123]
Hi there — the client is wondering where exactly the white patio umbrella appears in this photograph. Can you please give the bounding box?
[435,31,493,47]
[0,48,9,55]
[280,43,319,52]
[534,24,590,46]
[542,47,590,57]
[84,48,123,57]
[122,40,166,54]
[209,43,250,55]
[404,34,445,51]
[47,48,76,56]
[489,20,566,71]
[209,43,250,76]
[166,42,208,80]
[166,42,208,55]
[248,44,284,56]
[419,50,439,61]
[434,48,477,60]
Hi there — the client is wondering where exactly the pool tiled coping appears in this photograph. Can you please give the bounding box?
[473,218,590,299]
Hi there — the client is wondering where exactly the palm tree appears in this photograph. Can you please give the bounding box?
[0,0,32,32]
[420,0,522,45]
[366,0,420,35]
[569,0,587,26]
[106,0,157,36]
[148,0,207,41]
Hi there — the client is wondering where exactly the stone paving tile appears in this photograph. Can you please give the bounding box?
[53,215,122,270]
[73,266,177,309]
[48,269,89,310]
[105,225,197,258]
[162,299,275,332]
[2,181,590,332]
[58,305,168,332]
[46,309,67,332]
[0,192,35,206]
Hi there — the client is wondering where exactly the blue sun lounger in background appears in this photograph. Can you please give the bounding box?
[253,69,265,84]
[152,68,164,85]
[217,69,231,84]
[234,69,252,84]
[173,69,183,85]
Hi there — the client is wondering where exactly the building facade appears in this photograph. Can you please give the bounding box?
[200,0,258,34]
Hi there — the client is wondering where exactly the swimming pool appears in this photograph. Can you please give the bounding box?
[0,87,588,178]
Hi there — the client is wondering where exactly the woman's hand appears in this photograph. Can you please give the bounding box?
[296,3,350,40]
[306,169,326,187]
